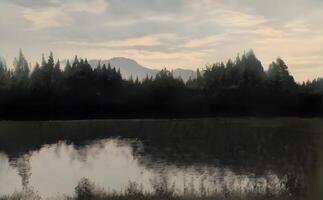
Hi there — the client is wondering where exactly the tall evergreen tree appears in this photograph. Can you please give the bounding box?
[0,58,8,88]
[12,49,30,88]
[267,58,296,93]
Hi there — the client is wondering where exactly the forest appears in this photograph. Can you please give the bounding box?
[0,50,322,119]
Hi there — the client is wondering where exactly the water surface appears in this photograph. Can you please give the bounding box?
[0,118,322,198]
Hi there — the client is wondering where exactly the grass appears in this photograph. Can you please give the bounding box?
[0,178,296,200]
[0,188,41,200]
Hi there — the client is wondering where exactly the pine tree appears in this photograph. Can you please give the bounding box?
[267,58,296,92]
[12,49,30,88]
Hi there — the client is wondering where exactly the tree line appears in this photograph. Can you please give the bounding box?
[0,49,322,119]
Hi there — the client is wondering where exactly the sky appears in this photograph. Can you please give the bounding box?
[0,0,322,82]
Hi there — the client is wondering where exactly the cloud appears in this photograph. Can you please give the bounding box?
[105,15,179,27]
[108,36,161,47]
[284,20,310,33]
[1,0,323,81]
[22,8,72,30]
[215,10,269,28]
[7,0,60,8]
[21,0,108,30]
[58,33,179,48]
[181,35,226,48]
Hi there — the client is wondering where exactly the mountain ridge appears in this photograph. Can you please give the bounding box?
[87,57,196,82]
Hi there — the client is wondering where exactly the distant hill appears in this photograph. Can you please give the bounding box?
[172,68,197,82]
[87,57,196,82]
[88,57,158,81]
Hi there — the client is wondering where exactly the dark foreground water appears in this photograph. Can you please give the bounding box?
[0,118,322,199]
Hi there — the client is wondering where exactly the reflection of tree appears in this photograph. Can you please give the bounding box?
[0,119,321,199]
[129,129,318,198]
[9,154,32,190]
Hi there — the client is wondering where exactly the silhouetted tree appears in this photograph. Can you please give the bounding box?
[12,49,30,89]
[0,58,8,88]
[30,62,42,91]
[0,49,321,119]
[237,50,266,91]
[267,58,296,93]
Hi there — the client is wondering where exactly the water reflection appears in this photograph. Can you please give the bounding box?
[0,118,321,199]
[0,153,22,194]
[1,138,288,198]
[10,154,32,191]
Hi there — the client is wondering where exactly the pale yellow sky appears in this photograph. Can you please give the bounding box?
[0,0,323,82]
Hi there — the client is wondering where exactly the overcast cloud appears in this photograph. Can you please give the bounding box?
[0,0,322,81]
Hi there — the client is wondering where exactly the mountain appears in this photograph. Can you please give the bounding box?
[88,57,158,80]
[87,57,196,82]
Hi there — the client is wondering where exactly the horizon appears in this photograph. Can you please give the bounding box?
[1,50,321,83]
[1,0,323,82]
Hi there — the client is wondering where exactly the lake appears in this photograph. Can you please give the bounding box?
[0,118,322,199]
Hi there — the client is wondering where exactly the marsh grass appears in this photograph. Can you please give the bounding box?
[0,188,41,200]
[68,178,293,200]
[0,177,294,200]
